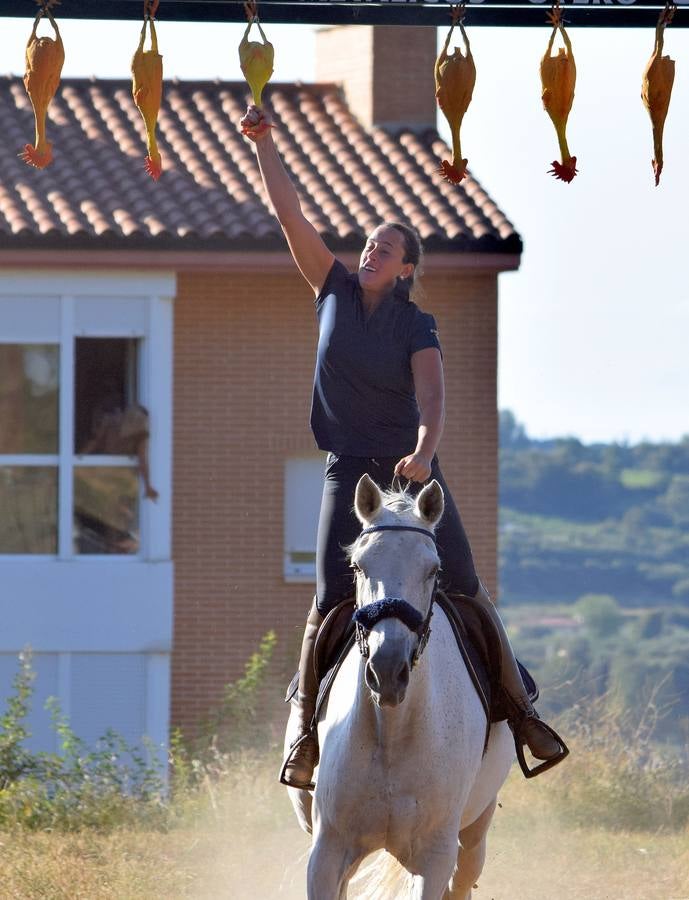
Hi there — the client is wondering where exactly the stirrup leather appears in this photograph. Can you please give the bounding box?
[279,728,318,790]
[512,712,569,778]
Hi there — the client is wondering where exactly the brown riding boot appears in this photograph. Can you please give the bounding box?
[281,599,322,789]
[471,581,568,775]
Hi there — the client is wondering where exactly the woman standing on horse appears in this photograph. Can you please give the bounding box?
[240,103,567,789]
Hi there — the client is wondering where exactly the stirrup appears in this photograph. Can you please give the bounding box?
[279,730,317,790]
[512,713,569,779]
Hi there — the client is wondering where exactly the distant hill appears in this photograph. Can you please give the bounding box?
[498,411,689,606]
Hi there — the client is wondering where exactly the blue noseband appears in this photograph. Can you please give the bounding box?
[353,597,425,634]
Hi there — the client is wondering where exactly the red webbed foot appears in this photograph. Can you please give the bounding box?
[438,157,468,184]
[548,157,578,183]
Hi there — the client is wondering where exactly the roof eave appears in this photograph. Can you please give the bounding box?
[0,247,521,275]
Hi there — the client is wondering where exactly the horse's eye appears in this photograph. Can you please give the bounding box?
[428,566,439,581]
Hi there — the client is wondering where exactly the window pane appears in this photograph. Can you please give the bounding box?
[284,456,325,581]
[0,467,57,554]
[74,338,140,454]
[73,467,139,555]
[0,345,59,453]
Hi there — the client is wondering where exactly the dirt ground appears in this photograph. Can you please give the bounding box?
[1,767,687,899]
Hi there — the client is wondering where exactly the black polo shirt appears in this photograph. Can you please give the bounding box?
[310,259,442,457]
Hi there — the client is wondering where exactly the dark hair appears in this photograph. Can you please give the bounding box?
[384,221,424,300]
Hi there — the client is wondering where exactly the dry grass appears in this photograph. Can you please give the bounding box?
[0,748,687,900]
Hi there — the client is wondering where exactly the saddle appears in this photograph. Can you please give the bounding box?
[286,591,539,753]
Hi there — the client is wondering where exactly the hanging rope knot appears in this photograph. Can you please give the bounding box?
[244,0,259,23]
[546,0,566,29]
[143,0,160,21]
[449,3,466,26]
[658,1,676,29]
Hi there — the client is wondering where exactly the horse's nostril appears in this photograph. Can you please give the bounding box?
[365,661,380,693]
[397,662,410,690]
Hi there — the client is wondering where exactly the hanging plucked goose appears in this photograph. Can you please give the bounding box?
[21,0,65,169]
[239,0,274,135]
[434,4,476,184]
[131,0,164,180]
[540,3,578,182]
[641,3,675,186]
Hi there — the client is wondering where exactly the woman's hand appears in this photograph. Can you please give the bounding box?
[394,453,432,483]
[240,104,272,141]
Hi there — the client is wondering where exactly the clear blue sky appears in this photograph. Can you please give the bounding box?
[3,18,687,445]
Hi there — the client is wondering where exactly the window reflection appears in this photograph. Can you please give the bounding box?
[73,467,139,555]
[74,338,138,455]
[0,467,57,553]
[0,345,59,454]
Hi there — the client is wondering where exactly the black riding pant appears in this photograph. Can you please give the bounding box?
[315,453,479,616]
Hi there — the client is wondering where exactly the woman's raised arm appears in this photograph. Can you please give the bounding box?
[241,106,334,295]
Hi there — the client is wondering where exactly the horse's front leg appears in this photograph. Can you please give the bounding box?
[408,832,459,900]
[284,701,313,834]
[445,799,497,899]
[307,827,365,900]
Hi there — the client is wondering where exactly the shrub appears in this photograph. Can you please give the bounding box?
[546,690,689,832]
[0,634,281,832]
[169,630,279,810]
[574,593,624,639]
[198,630,277,755]
[0,650,39,787]
[0,650,167,832]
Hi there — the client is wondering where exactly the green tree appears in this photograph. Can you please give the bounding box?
[660,475,689,526]
[499,409,529,449]
[575,594,624,639]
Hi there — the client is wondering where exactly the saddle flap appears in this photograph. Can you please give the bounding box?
[313,597,356,683]
[284,598,356,709]
[442,592,539,719]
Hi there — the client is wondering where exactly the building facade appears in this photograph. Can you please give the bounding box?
[0,26,521,751]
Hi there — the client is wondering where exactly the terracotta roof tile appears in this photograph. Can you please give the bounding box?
[0,76,521,254]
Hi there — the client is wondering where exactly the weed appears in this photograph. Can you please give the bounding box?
[0,650,166,832]
[542,687,689,832]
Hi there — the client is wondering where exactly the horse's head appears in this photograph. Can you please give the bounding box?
[350,473,444,708]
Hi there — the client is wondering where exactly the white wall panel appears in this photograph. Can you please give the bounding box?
[0,561,173,652]
[73,296,148,336]
[0,297,60,341]
[70,653,147,749]
[0,650,169,762]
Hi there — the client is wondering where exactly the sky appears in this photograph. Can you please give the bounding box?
[1,16,687,445]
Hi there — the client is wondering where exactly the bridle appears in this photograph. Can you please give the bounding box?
[352,524,438,669]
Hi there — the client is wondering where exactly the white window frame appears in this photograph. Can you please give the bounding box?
[0,273,174,562]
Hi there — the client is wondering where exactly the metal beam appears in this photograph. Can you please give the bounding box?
[2,0,688,28]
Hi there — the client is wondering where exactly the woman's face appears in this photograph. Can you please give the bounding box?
[358,226,414,295]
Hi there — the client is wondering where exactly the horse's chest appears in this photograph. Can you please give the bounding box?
[319,750,458,847]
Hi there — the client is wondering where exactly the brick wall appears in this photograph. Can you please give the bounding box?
[315,26,438,130]
[171,265,498,737]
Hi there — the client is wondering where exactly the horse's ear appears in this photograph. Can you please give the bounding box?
[355,473,383,523]
[415,479,444,527]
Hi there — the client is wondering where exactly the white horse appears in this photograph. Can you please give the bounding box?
[284,474,514,899]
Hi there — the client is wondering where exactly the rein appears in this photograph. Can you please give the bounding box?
[352,523,437,668]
